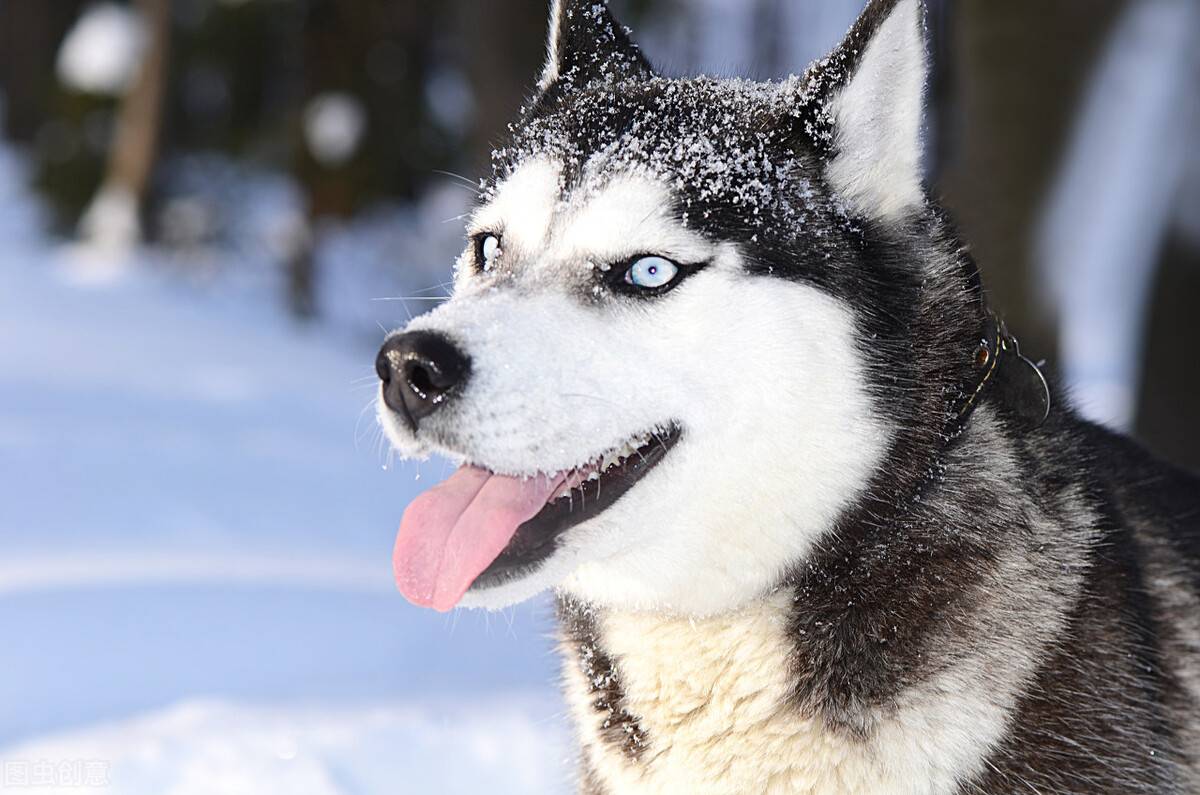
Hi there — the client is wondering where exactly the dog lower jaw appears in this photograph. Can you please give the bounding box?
[456,561,569,610]
[461,424,683,602]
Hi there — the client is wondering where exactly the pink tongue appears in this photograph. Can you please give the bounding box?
[393,466,563,611]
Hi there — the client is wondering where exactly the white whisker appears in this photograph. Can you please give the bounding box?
[370,296,450,302]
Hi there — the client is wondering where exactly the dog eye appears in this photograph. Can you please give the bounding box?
[475,233,502,271]
[623,256,679,290]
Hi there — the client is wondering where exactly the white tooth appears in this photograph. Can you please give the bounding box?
[576,432,656,479]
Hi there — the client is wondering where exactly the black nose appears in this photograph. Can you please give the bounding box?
[377,331,471,429]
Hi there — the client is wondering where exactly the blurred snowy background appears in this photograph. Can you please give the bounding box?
[0,1,1197,793]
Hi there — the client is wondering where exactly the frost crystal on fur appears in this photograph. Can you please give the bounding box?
[495,77,818,238]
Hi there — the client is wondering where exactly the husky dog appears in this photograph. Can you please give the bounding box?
[375,0,1200,792]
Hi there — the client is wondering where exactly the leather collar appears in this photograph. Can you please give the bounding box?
[949,311,1051,437]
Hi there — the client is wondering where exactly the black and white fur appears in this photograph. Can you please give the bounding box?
[378,1,1200,791]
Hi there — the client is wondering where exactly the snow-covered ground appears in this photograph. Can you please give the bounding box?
[0,147,570,792]
[0,699,572,795]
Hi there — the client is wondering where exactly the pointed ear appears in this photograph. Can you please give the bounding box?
[800,0,928,221]
[538,0,653,93]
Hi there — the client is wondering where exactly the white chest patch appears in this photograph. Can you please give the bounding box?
[564,593,1002,795]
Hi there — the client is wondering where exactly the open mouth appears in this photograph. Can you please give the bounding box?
[392,424,681,611]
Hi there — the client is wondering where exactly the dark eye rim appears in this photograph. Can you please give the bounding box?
[608,254,705,298]
[471,232,501,272]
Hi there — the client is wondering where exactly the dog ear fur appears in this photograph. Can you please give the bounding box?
[538,0,654,94]
[799,0,929,221]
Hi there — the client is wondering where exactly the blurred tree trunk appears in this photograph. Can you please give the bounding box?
[289,0,449,318]
[937,0,1124,363]
[80,0,171,247]
[456,0,546,176]
[0,0,87,142]
[108,0,170,204]
[1136,229,1200,471]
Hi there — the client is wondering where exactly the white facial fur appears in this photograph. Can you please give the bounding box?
[825,0,927,221]
[379,162,890,616]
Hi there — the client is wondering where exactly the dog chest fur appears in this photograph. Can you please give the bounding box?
[562,592,1006,795]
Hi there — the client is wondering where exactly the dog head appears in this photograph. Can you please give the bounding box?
[378,0,967,616]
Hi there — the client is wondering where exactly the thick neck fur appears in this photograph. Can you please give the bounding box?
[557,403,1078,794]
[559,410,1190,794]
[557,270,1192,794]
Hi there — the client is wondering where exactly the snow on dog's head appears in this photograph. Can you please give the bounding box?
[378,0,927,616]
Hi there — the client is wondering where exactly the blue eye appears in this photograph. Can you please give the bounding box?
[624,256,679,290]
